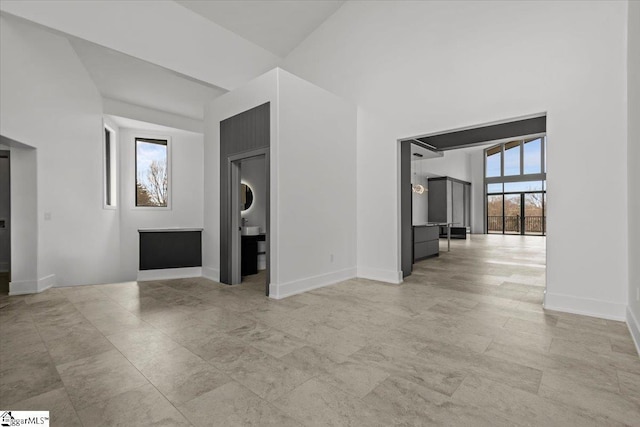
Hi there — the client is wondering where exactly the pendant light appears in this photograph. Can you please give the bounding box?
[412,155,427,195]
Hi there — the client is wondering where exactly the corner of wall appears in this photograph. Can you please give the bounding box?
[9,274,55,295]
[626,306,640,357]
[269,267,356,299]
[544,292,627,322]
[356,266,402,284]
[202,266,220,282]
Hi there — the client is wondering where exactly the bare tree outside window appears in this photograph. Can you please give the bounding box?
[136,138,168,207]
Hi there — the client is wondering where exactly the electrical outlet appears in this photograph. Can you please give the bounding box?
[44,212,52,221]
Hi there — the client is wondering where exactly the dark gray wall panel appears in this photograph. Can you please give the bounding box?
[428,180,448,223]
[414,116,546,151]
[452,181,464,226]
[220,103,270,285]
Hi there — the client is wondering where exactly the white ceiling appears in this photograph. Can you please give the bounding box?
[175,0,345,57]
[107,115,200,135]
[70,38,226,120]
[410,144,443,161]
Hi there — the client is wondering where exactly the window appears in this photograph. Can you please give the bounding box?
[523,138,542,174]
[503,141,521,176]
[486,145,501,177]
[135,137,169,207]
[484,137,547,235]
[104,126,117,208]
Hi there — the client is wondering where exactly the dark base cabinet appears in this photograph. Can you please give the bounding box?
[139,229,202,270]
[413,225,439,261]
[439,226,469,239]
[241,234,265,276]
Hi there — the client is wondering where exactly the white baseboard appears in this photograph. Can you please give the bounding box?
[356,266,402,284]
[627,306,640,358]
[270,267,357,299]
[544,292,626,321]
[9,274,55,295]
[202,266,220,282]
[137,267,202,282]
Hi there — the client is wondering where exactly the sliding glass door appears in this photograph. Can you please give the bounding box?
[486,191,546,236]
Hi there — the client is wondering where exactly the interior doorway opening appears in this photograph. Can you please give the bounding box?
[229,153,269,292]
[399,114,547,299]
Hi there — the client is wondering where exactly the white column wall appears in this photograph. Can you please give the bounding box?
[274,69,357,297]
[626,0,640,350]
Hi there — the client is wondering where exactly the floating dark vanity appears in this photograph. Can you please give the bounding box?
[138,228,202,270]
[413,224,439,261]
[241,233,265,276]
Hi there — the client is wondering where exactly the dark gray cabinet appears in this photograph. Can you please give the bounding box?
[413,225,439,261]
[428,176,471,237]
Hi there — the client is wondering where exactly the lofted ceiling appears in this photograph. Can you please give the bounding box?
[175,0,345,57]
[70,38,226,120]
[1,0,346,124]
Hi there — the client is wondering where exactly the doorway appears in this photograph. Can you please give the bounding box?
[227,152,269,292]
[220,102,270,295]
[399,114,547,280]
[0,150,10,295]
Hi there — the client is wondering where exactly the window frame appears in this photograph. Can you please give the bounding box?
[134,135,172,210]
[483,136,547,235]
[103,123,117,210]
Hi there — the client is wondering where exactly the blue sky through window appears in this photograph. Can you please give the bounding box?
[524,138,542,174]
[486,152,501,177]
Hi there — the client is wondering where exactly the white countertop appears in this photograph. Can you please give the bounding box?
[138,227,204,233]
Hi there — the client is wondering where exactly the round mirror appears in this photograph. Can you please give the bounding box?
[241,183,254,211]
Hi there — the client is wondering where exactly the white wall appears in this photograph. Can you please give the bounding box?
[0,16,122,290]
[284,1,629,320]
[469,150,486,234]
[627,0,640,351]
[275,69,357,297]
[356,108,402,283]
[118,127,204,280]
[420,150,472,182]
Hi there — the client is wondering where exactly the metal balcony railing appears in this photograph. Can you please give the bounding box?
[487,215,545,234]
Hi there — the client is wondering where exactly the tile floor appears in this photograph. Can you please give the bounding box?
[0,235,638,426]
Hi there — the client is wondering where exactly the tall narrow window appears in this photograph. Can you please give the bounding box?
[523,138,542,174]
[104,126,117,208]
[135,138,169,207]
[503,141,521,176]
[485,145,501,177]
